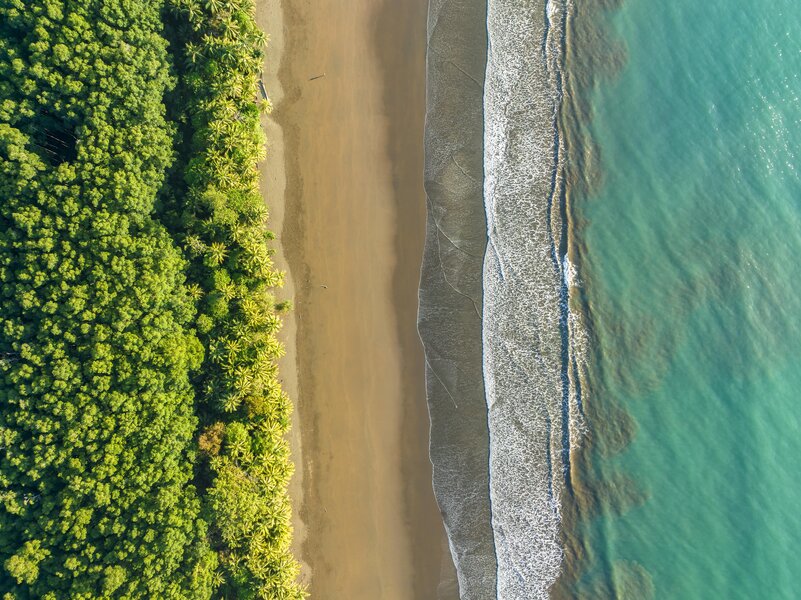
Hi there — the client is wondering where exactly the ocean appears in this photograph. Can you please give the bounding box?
[421,0,801,597]
[561,0,801,597]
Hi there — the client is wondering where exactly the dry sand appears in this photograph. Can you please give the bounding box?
[256,0,450,598]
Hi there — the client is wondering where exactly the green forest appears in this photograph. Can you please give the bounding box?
[0,0,302,597]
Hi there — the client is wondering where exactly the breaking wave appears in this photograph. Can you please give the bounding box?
[483,0,586,597]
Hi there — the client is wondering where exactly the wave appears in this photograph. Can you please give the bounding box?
[483,0,586,597]
[421,0,587,597]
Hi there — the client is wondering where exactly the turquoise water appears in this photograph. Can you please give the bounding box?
[572,0,801,597]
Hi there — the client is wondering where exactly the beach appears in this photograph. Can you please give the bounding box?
[256,0,450,598]
[250,0,801,598]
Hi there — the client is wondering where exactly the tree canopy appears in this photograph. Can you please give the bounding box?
[164,0,304,596]
[0,1,215,597]
[0,0,302,596]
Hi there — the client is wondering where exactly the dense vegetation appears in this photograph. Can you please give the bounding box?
[163,0,303,597]
[0,0,301,597]
[0,1,216,597]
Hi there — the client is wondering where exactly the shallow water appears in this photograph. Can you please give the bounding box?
[483,0,584,597]
[565,0,801,597]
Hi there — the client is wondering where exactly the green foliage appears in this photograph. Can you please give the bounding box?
[0,0,301,596]
[5,541,48,586]
[0,1,215,597]
[163,0,305,597]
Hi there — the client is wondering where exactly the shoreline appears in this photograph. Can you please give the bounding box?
[256,0,448,597]
[420,0,586,595]
[254,0,310,586]
[418,0,495,598]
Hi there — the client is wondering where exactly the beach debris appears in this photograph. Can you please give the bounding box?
[309,73,326,81]
[257,75,270,102]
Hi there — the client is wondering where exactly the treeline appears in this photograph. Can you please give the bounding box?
[0,0,301,598]
[163,0,304,597]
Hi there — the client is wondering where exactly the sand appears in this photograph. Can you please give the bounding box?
[255,0,449,598]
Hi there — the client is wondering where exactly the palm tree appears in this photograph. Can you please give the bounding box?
[223,337,242,362]
[240,298,264,324]
[208,242,228,266]
[184,234,207,255]
[184,41,203,68]
[253,29,268,48]
[262,271,284,289]
[203,148,227,171]
[187,283,204,302]
[207,339,226,364]
[226,433,250,457]
[217,166,238,190]
[227,224,247,244]
[264,313,281,334]
[218,16,241,40]
[222,393,242,413]
[219,280,238,301]
[206,0,224,15]
[184,0,202,23]
[211,570,226,588]
[208,118,227,138]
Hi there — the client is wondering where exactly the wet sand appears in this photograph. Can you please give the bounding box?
[256,0,448,598]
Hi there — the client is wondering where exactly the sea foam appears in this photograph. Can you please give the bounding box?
[421,0,585,597]
[483,0,583,597]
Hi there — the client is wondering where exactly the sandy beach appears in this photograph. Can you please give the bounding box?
[256,0,449,598]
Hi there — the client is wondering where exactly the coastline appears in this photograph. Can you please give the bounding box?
[256,0,448,597]
[255,0,310,586]
[421,0,585,597]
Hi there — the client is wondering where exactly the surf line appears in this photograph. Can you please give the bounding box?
[481,0,587,596]
[544,0,585,495]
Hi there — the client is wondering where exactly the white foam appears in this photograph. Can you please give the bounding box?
[482,0,586,597]
[563,255,579,288]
